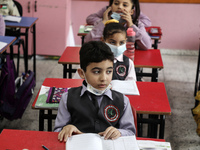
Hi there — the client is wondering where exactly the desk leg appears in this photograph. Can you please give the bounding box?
[39,110,44,131]
[63,64,67,78]
[81,36,85,45]
[148,115,158,138]
[69,64,72,78]
[153,39,158,49]
[48,110,52,131]
[159,115,165,139]
[33,24,36,79]
[137,114,143,137]
[10,45,13,60]
[24,28,29,73]
[151,68,158,82]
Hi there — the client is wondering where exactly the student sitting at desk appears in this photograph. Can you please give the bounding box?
[54,41,136,142]
[103,20,136,81]
[86,1,151,27]
[0,15,5,36]
[84,0,151,50]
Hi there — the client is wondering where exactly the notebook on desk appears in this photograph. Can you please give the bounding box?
[111,80,140,95]
[3,15,21,23]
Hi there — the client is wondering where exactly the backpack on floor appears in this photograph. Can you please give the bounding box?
[0,55,35,120]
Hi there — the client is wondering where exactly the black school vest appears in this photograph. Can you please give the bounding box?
[113,55,129,80]
[67,87,124,133]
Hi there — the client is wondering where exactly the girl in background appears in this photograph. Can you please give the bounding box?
[84,0,151,50]
[103,20,136,81]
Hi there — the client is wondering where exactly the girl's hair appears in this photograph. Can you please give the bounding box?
[109,0,140,25]
[103,22,126,40]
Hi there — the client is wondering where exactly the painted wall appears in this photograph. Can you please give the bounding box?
[71,1,200,50]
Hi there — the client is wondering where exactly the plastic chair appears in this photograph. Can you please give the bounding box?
[6,0,25,76]
[131,104,137,136]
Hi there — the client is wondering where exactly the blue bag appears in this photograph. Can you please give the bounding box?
[0,55,35,120]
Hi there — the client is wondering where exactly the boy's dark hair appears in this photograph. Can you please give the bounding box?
[109,0,140,25]
[103,22,126,40]
[79,41,114,71]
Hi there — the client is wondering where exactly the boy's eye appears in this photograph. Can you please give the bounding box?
[123,4,128,7]
[93,70,100,74]
[106,70,113,74]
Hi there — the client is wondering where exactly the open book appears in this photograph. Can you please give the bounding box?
[66,133,139,150]
[111,80,140,95]
[3,15,21,23]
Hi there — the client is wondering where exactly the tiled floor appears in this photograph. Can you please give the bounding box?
[0,50,200,150]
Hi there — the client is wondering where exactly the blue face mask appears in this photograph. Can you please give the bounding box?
[105,43,126,57]
[111,12,126,24]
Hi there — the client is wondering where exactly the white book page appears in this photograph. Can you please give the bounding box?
[137,140,171,150]
[66,133,103,150]
[3,15,21,22]
[111,80,140,95]
[102,135,140,150]
[0,41,7,50]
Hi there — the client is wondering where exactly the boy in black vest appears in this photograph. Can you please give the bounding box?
[54,41,136,142]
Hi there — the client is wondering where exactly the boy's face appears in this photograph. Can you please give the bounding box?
[111,0,134,15]
[104,32,127,47]
[78,60,113,91]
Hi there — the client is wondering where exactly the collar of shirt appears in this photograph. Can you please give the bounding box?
[114,54,124,63]
[80,81,113,101]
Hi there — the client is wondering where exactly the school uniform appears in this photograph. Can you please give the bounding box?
[113,54,136,81]
[54,81,136,136]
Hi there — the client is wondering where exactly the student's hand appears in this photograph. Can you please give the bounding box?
[102,7,112,24]
[121,9,134,27]
[58,125,82,142]
[98,126,121,140]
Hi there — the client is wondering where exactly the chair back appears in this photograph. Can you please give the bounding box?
[131,104,137,136]
[13,0,23,16]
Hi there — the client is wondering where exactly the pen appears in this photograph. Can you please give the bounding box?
[42,145,49,150]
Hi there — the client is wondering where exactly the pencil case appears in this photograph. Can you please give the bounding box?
[46,87,68,103]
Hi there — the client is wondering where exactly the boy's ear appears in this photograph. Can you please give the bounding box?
[77,68,85,79]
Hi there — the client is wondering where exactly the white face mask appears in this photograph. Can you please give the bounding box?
[105,43,126,57]
[83,71,112,96]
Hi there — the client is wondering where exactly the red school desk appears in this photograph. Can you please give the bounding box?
[32,78,171,139]
[0,129,165,150]
[58,46,163,81]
